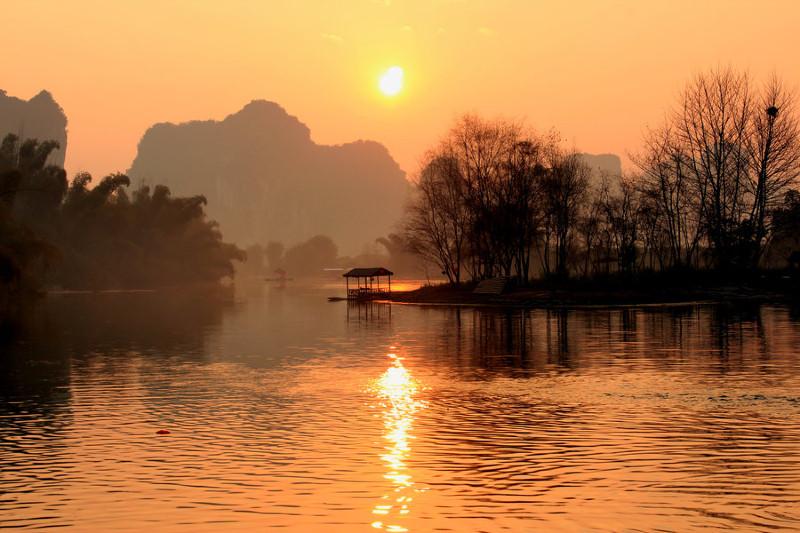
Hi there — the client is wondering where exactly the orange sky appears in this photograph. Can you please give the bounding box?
[3,0,800,179]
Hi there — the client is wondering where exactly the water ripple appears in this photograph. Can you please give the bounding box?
[1,293,799,531]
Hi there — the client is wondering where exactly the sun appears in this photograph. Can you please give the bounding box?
[379,66,404,97]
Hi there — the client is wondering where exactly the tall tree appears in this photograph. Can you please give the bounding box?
[746,76,800,266]
[540,149,590,278]
[405,155,469,283]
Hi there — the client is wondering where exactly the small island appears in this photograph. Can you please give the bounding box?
[387,69,800,309]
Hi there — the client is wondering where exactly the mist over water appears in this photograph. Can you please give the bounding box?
[1,286,799,532]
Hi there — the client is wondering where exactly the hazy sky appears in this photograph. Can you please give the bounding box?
[4,0,800,178]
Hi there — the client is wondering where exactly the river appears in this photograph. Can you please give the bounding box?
[1,284,799,531]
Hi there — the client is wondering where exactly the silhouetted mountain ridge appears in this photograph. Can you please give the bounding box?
[129,100,409,253]
[0,89,67,167]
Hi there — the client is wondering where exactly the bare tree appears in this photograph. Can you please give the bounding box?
[577,190,603,277]
[599,177,641,274]
[405,70,800,285]
[540,149,590,278]
[678,67,753,268]
[634,124,703,269]
[747,75,800,266]
[446,115,524,280]
[404,154,469,284]
[501,138,545,282]
[405,115,546,284]
[635,67,800,271]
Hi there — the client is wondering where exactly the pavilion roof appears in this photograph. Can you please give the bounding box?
[342,267,393,278]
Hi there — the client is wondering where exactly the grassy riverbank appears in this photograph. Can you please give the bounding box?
[387,271,800,308]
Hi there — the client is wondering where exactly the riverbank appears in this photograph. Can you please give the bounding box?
[385,273,800,308]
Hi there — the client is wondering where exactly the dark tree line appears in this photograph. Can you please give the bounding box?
[405,68,800,284]
[635,68,800,271]
[0,133,243,302]
[404,115,591,284]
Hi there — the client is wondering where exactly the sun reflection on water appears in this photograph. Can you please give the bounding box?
[369,352,424,532]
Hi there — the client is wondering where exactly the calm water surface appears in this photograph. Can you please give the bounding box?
[1,285,799,532]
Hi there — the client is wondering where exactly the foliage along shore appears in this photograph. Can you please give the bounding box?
[385,270,800,308]
[402,68,800,287]
[0,133,243,312]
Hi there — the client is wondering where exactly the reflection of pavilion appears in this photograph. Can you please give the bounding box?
[370,354,422,532]
[347,301,392,325]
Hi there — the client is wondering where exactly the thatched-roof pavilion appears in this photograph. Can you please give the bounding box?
[343,267,393,299]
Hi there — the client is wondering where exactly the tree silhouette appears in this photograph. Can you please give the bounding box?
[405,71,800,285]
[0,133,243,300]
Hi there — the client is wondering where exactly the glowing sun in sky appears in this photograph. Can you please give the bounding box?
[379,66,404,97]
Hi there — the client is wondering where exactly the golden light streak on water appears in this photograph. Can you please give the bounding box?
[369,352,424,532]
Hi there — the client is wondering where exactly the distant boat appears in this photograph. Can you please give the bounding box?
[265,268,291,285]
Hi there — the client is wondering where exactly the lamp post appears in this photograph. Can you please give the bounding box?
[760,105,779,215]
[754,105,779,266]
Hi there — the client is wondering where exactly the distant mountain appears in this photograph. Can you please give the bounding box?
[0,90,67,167]
[579,153,622,179]
[128,101,409,254]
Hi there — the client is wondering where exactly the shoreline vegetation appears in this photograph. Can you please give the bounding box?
[0,133,243,307]
[399,67,800,302]
[385,271,799,308]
